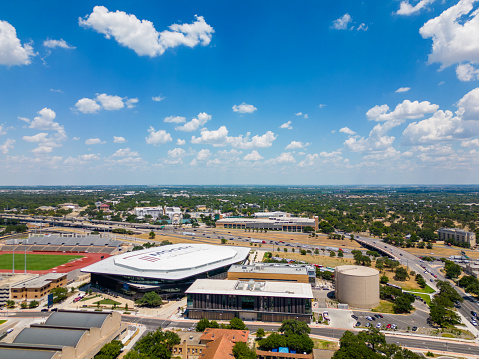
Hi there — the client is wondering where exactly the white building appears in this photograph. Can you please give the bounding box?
[134,206,163,219]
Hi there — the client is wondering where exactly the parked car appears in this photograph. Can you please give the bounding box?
[412,326,418,332]
[376,323,381,328]
[366,316,373,321]
[355,322,361,327]
[351,314,358,320]
[471,311,477,317]
[386,324,392,329]
[366,323,371,327]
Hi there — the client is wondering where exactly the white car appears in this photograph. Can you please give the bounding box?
[376,323,381,328]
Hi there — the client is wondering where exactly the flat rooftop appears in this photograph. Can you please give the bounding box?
[186,279,314,299]
[0,274,37,287]
[228,264,309,276]
[10,273,66,289]
[217,217,314,224]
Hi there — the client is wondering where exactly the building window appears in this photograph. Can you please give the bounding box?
[241,296,254,310]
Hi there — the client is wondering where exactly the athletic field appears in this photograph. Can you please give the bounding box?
[0,253,84,271]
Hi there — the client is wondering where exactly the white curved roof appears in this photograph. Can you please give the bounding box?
[81,243,250,280]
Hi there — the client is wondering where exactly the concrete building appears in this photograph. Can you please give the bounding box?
[134,205,183,223]
[465,262,479,278]
[186,278,313,322]
[0,310,126,359]
[335,265,379,309]
[437,228,476,247]
[0,273,67,305]
[253,211,289,218]
[216,216,319,232]
[82,244,250,299]
[227,263,315,284]
[10,273,67,302]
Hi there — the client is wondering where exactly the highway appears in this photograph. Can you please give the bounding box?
[354,235,479,328]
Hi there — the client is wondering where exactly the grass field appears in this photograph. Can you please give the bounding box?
[94,299,121,305]
[0,253,83,270]
[371,300,395,314]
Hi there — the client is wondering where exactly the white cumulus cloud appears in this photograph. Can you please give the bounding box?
[0,138,15,154]
[145,127,172,145]
[43,39,75,49]
[177,139,186,145]
[280,121,293,130]
[164,115,186,123]
[397,0,436,15]
[366,100,439,122]
[113,136,126,143]
[168,147,186,158]
[456,63,479,81]
[272,152,295,163]
[73,93,137,113]
[243,150,263,161]
[175,112,211,132]
[79,6,214,57]
[196,149,210,161]
[331,14,352,30]
[191,126,229,146]
[227,131,277,149]
[232,102,257,114]
[0,20,36,66]
[285,141,309,150]
[85,138,106,145]
[152,95,166,102]
[339,127,356,135]
[395,87,411,93]
[420,0,479,73]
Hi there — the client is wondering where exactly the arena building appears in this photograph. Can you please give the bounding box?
[81,244,250,299]
[335,265,379,309]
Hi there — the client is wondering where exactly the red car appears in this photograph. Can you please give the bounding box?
[386,324,392,329]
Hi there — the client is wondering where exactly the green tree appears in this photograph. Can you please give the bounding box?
[330,251,336,257]
[380,275,389,284]
[125,329,180,359]
[196,318,220,332]
[6,300,15,308]
[444,260,462,279]
[20,302,27,309]
[375,259,384,272]
[29,300,39,308]
[135,291,163,308]
[232,342,256,359]
[279,319,311,336]
[393,295,414,314]
[256,328,265,339]
[394,267,409,281]
[149,231,156,239]
[221,237,227,244]
[50,287,68,304]
[95,340,124,359]
[338,250,344,258]
[229,317,247,330]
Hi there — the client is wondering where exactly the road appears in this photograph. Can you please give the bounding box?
[355,235,479,327]
[5,309,479,355]
[120,316,479,356]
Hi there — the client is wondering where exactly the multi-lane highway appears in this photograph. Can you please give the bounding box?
[355,234,479,329]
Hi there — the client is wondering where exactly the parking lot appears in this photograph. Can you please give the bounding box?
[351,305,433,332]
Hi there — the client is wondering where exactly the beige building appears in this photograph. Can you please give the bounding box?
[437,228,476,247]
[9,273,67,302]
[0,310,126,359]
[335,265,379,309]
[227,264,314,284]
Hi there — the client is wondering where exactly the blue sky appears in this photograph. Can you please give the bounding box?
[1,0,479,185]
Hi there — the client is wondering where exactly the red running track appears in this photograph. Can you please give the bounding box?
[0,251,109,275]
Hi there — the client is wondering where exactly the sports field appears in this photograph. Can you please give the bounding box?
[0,253,84,271]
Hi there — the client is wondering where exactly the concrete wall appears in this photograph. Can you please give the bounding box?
[335,266,379,309]
[227,271,309,283]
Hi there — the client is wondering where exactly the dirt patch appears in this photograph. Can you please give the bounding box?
[273,252,355,267]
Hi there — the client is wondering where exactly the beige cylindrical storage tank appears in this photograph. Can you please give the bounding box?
[335,265,379,309]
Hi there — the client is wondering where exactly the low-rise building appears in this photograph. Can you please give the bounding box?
[172,329,249,359]
[438,228,476,247]
[216,216,318,232]
[186,279,313,322]
[11,273,67,302]
[0,310,126,359]
[227,264,315,284]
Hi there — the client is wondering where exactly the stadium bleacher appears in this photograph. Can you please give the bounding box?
[2,235,123,254]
